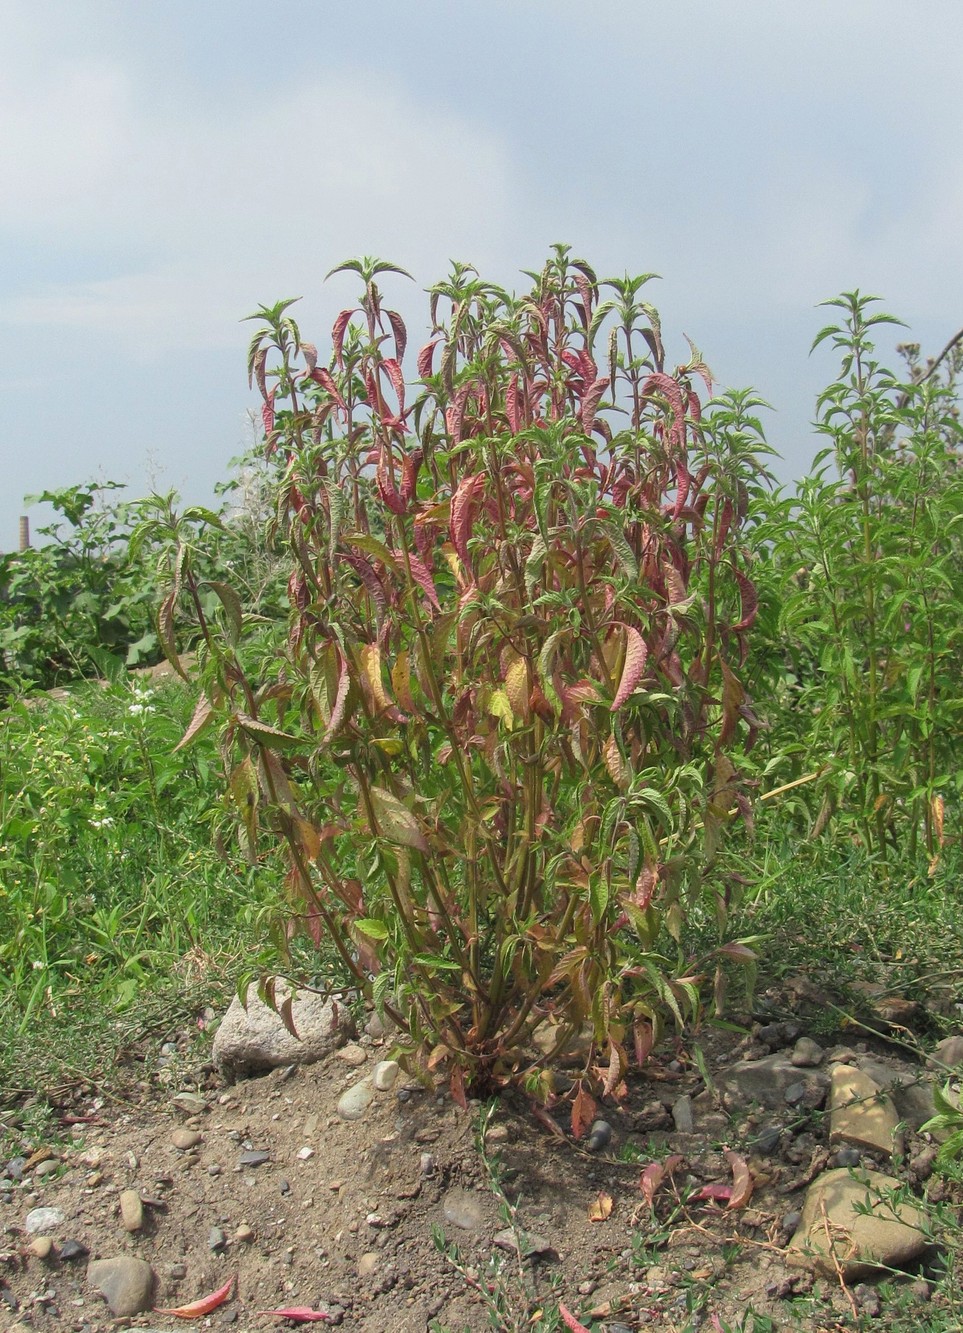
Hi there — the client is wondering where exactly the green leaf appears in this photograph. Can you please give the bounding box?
[369,786,427,852]
[356,918,389,941]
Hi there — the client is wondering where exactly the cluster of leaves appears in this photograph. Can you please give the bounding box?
[167,247,771,1114]
[753,296,963,864]
[0,483,160,696]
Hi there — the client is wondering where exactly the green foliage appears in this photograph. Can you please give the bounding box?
[759,294,963,862]
[0,482,159,694]
[165,247,769,1115]
[0,677,270,1022]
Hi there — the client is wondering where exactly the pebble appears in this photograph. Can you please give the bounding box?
[59,1239,89,1262]
[34,1159,60,1181]
[358,1251,379,1278]
[781,1210,802,1234]
[420,1153,436,1176]
[337,1077,376,1121]
[209,1226,227,1251]
[171,1092,207,1114]
[586,1119,612,1153]
[337,1044,368,1067]
[119,1189,144,1233]
[442,1187,487,1230]
[28,1236,54,1260]
[671,1095,694,1134]
[791,1037,825,1068]
[756,1125,782,1154]
[238,1150,270,1168]
[234,1223,255,1244]
[171,1129,202,1152]
[854,1283,883,1317]
[297,1146,314,1160]
[832,1147,862,1168]
[24,1207,65,1235]
[373,1060,400,1091]
[5,1157,27,1181]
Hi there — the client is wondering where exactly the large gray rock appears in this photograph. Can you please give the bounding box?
[788,1168,928,1281]
[87,1257,155,1317]
[719,1052,829,1110]
[213,980,353,1080]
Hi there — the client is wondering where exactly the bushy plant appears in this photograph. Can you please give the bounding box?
[766,295,963,863]
[167,248,770,1116]
[0,482,159,693]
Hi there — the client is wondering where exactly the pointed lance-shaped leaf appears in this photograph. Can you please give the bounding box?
[580,375,609,435]
[450,473,485,567]
[387,308,407,363]
[154,1275,235,1318]
[205,580,243,645]
[612,625,648,710]
[558,1304,592,1333]
[174,693,215,751]
[307,367,348,416]
[733,568,758,631]
[321,650,350,744]
[416,338,440,379]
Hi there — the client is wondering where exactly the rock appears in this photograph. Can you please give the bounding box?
[209,1226,227,1251]
[755,1125,782,1155]
[119,1189,144,1233]
[358,1251,379,1279]
[28,1236,54,1259]
[721,1053,829,1110]
[171,1128,202,1151]
[420,1153,437,1176]
[365,1011,390,1040]
[337,1077,376,1121]
[5,1157,27,1181]
[788,1168,928,1280]
[86,1256,155,1317]
[24,1207,64,1235]
[832,1147,862,1168]
[791,1037,825,1068]
[234,1223,255,1244]
[238,1149,270,1167]
[59,1239,89,1262]
[442,1187,487,1230]
[928,1035,963,1069]
[33,1158,60,1181]
[493,1228,557,1258]
[213,980,353,1080]
[854,1283,883,1317]
[337,1044,368,1067]
[829,1066,900,1156]
[586,1119,613,1152]
[373,1060,400,1091]
[171,1092,207,1115]
[671,1095,694,1134]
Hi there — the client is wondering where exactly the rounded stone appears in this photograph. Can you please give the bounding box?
[119,1189,144,1233]
[171,1128,202,1151]
[442,1187,487,1230]
[86,1256,155,1317]
[373,1060,400,1091]
[337,1077,376,1121]
[25,1206,65,1235]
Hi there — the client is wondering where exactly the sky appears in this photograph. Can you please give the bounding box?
[2,0,962,548]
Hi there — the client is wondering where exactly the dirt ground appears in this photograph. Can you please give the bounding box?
[0,993,958,1333]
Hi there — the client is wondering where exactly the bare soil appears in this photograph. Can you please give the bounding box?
[0,997,957,1333]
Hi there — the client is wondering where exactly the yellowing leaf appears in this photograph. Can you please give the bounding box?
[504,657,530,719]
[587,1190,613,1222]
[369,787,427,852]
[487,687,514,730]
[603,733,627,788]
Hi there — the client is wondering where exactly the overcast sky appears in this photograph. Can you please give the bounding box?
[2,0,961,547]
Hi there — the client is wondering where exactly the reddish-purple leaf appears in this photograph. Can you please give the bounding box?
[174,693,214,751]
[400,446,423,504]
[381,357,406,416]
[387,309,407,363]
[611,625,647,710]
[375,449,406,515]
[641,371,687,435]
[450,473,484,566]
[321,651,350,744]
[155,1276,235,1318]
[252,346,269,399]
[733,569,758,630]
[395,549,440,609]
[261,394,276,435]
[694,1182,734,1203]
[640,1153,683,1207]
[558,1304,591,1333]
[300,342,318,373]
[416,338,439,379]
[505,373,523,432]
[331,309,354,368]
[580,375,609,434]
[307,367,347,415]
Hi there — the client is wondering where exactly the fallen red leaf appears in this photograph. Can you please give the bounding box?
[154,1274,235,1318]
[640,1152,684,1207]
[558,1302,591,1333]
[725,1149,754,1209]
[258,1309,333,1322]
[693,1182,733,1203]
